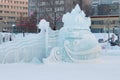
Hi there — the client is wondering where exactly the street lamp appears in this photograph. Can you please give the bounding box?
[118,0,120,42]
[105,19,111,40]
[35,0,39,33]
[54,11,57,30]
[12,24,15,33]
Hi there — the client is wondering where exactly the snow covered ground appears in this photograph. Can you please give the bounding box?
[0,4,120,80]
[0,33,120,80]
[0,59,120,80]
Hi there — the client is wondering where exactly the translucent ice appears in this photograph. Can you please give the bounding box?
[44,4,101,63]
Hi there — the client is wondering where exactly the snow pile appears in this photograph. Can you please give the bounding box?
[0,62,120,80]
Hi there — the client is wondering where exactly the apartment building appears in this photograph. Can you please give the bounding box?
[91,15,120,33]
[0,0,28,25]
[92,0,120,16]
[91,0,120,33]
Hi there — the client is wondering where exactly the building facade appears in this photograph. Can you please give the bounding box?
[92,0,119,5]
[91,0,120,34]
[0,0,28,25]
[28,0,66,29]
[91,15,120,33]
[92,0,120,16]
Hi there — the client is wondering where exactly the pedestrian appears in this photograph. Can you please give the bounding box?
[23,31,25,37]
[110,34,116,46]
[9,35,12,41]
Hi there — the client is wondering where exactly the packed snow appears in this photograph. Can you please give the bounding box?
[0,62,120,80]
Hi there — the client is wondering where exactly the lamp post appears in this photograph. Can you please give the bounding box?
[54,11,57,30]
[118,0,120,42]
[12,24,15,33]
[35,0,39,33]
[106,19,111,40]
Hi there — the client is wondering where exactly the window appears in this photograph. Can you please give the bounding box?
[4,5,6,8]
[0,10,3,13]
[4,11,9,13]
[0,5,3,8]
[20,7,22,10]
[20,1,22,4]
[55,0,64,5]
[92,20,104,25]
[7,5,9,8]
[23,7,27,10]
[11,11,15,14]
[8,17,15,20]
[0,16,3,20]
[41,2,46,6]
[11,6,13,9]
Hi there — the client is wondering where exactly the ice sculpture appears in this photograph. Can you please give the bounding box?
[37,19,59,58]
[43,4,101,63]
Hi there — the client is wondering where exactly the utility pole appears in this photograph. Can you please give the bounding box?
[79,0,82,9]
[106,19,110,40]
[36,0,39,24]
[54,11,57,30]
[35,0,39,33]
[118,0,120,42]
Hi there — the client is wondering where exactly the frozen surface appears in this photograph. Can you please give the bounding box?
[0,60,120,80]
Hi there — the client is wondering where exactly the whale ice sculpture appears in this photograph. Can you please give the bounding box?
[43,4,101,63]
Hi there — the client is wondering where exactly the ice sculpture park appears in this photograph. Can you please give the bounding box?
[0,4,119,64]
[1,4,120,80]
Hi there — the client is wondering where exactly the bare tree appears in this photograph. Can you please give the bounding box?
[74,0,92,17]
[39,0,64,30]
[34,0,92,30]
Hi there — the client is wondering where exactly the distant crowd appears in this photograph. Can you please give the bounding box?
[0,33,15,44]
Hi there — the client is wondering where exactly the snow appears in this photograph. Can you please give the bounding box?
[0,4,120,80]
[0,61,120,80]
[0,32,120,80]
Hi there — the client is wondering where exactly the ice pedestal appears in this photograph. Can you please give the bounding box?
[43,4,101,63]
